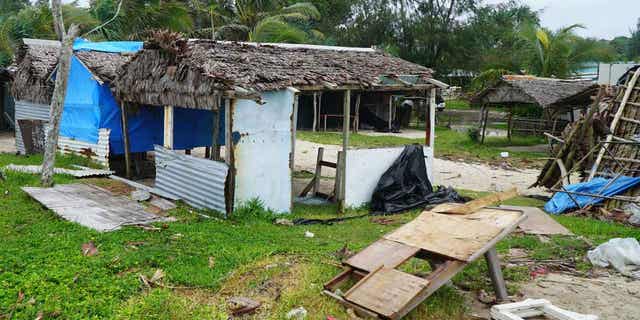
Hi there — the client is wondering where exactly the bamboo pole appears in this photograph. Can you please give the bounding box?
[589,69,640,180]
[339,90,351,213]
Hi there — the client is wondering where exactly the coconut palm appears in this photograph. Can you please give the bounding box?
[205,1,324,43]
[519,24,593,78]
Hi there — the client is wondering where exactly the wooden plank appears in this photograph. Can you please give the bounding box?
[322,290,380,319]
[344,239,420,272]
[344,268,429,319]
[384,212,503,261]
[163,106,174,149]
[433,188,518,215]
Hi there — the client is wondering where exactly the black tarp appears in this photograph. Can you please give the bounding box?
[370,145,468,214]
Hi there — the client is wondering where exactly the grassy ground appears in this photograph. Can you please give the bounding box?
[445,99,472,110]
[297,126,548,167]
[1,153,639,319]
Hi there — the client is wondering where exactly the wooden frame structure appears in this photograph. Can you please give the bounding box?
[324,191,525,319]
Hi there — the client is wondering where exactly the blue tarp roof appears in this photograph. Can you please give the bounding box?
[73,38,142,53]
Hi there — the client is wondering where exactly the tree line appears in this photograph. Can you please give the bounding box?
[1,0,639,81]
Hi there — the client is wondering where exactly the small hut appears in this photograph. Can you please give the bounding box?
[115,36,447,214]
[472,75,599,141]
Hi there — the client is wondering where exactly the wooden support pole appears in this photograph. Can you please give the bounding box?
[120,104,131,179]
[485,246,509,302]
[163,106,174,149]
[313,147,324,195]
[339,90,351,213]
[211,97,220,160]
[507,105,513,142]
[388,95,393,131]
[312,92,317,132]
[481,107,489,144]
[354,93,361,133]
[428,88,436,147]
[318,93,322,131]
[224,98,235,216]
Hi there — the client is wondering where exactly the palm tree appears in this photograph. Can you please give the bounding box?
[205,1,324,43]
[519,24,592,78]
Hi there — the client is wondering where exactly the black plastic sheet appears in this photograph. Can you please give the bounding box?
[370,145,468,214]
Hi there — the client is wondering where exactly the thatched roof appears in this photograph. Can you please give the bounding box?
[115,37,438,110]
[75,51,133,84]
[473,75,598,109]
[11,39,60,104]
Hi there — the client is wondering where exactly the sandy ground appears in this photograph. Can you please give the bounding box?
[466,272,640,320]
[0,131,16,154]
[294,139,548,196]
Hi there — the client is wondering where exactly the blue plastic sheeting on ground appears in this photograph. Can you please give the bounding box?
[73,38,142,53]
[545,176,640,214]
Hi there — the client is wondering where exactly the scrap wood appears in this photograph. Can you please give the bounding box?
[432,188,519,215]
[228,297,261,316]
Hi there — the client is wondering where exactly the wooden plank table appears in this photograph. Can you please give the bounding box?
[324,205,526,319]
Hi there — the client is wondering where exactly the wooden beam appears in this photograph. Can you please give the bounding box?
[428,88,436,147]
[120,104,131,179]
[339,90,351,213]
[163,106,174,149]
[211,97,221,161]
[354,93,361,133]
[225,99,235,216]
[312,92,317,132]
[388,95,393,131]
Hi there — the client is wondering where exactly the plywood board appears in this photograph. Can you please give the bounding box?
[344,268,429,319]
[501,205,573,235]
[344,239,420,272]
[22,183,171,232]
[384,212,503,261]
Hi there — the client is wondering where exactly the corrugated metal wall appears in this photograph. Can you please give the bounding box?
[14,101,51,154]
[58,129,110,167]
[154,145,228,213]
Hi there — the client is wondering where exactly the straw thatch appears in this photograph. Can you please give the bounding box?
[115,37,434,109]
[11,39,60,105]
[473,75,598,109]
[75,51,133,84]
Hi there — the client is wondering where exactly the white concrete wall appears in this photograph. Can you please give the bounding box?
[233,90,294,213]
[344,146,433,208]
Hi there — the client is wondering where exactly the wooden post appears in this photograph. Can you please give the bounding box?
[163,106,174,149]
[428,88,436,147]
[354,93,361,133]
[481,107,489,144]
[339,90,351,213]
[120,104,131,179]
[507,105,513,142]
[40,22,80,187]
[312,92,317,132]
[225,98,235,216]
[484,246,508,302]
[313,147,324,195]
[211,97,220,160]
[317,93,322,131]
[291,88,299,170]
[388,95,393,131]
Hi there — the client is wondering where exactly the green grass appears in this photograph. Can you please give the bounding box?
[444,99,472,110]
[297,126,548,166]
[1,153,639,319]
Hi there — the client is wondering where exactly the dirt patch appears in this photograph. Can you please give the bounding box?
[0,131,16,154]
[83,178,135,196]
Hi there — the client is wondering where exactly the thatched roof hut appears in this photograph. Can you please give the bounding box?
[472,75,599,111]
[115,37,440,110]
[11,39,60,105]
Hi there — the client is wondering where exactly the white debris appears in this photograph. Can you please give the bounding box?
[4,164,113,177]
[500,151,509,158]
[286,307,307,320]
[304,231,315,238]
[588,238,640,278]
[491,299,598,320]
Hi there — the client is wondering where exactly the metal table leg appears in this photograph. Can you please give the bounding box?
[484,246,508,302]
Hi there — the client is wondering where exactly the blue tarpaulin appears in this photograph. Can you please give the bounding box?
[59,39,223,155]
[544,176,640,214]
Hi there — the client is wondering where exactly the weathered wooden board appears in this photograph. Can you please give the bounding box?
[344,239,420,272]
[22,183,172,232]
[501,205,572,235]
[344,268,429,319]
[384,212,503,261]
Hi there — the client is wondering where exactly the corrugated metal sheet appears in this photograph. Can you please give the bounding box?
[14,100,51,154]
[154,145,228,213]
[58,129,110,167]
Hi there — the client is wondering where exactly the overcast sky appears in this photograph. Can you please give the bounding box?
[484,0,639,40]
[62,0,638,40]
